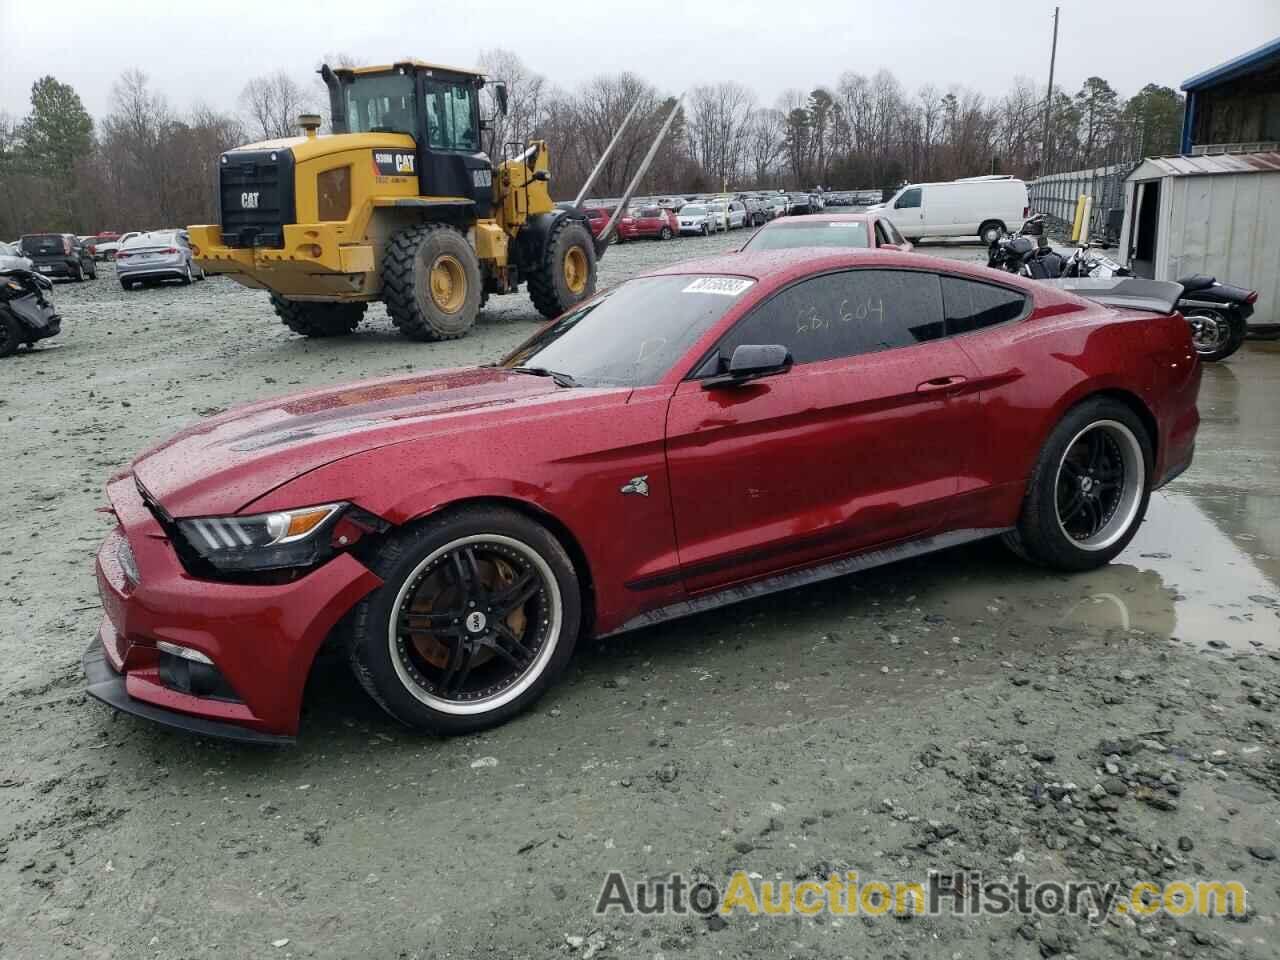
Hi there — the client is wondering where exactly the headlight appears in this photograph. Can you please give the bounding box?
[176,503,346,573]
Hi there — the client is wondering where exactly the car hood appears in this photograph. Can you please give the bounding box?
[0,255,32,271]
[131,367,564,517]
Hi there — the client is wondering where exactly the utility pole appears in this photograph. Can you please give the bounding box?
[1041,6,1060,173]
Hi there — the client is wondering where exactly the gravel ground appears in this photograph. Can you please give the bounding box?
[2,228,1280,959]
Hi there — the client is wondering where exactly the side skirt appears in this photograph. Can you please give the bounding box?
[599,527,1010,638]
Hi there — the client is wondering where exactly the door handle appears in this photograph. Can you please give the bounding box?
[916,375,968,394]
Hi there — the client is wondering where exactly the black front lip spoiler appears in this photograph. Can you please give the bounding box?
[82,640,295,746]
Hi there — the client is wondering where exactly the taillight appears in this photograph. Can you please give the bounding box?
[63,236,72,254]
[164,247,178,254]
[1246,290,1258,303]
[1023,205,1030,217]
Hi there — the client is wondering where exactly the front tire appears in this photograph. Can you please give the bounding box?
[659,226,672,240]
[383,223,481,341]
[269,294,365,337]
[346,506,582,735]
[1003,398,1152,571]
[526,217,597,320]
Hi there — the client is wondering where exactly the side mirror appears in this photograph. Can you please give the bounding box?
[494,82,509,116]
[702,344,793,389]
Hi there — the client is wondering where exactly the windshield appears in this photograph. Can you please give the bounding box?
[344,74,417,136]
[500,275,753,387]
[681,205,706,216]
[744,221,870,250]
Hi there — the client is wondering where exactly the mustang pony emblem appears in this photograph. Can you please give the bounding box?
[620,475,649,497]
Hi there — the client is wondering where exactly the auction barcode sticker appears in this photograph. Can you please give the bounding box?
[682,277,755,296]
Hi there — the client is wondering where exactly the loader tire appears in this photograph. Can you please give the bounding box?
[527,218,596,320]
[270,294,364,337]
[383,223,481,341]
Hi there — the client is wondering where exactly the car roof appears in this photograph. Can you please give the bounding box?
[643,247,1057,295]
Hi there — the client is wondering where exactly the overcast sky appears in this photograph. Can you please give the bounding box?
[3,0,1279,122]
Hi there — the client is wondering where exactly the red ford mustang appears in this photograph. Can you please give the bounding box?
[85,249,1200,743]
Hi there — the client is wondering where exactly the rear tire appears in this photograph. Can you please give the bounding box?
[659,227,672,240]
[269,294,365,337]
[120,279,133,291]
[1187,308,1245,362]
[979,220,1006,245]
[1003,398,1152,571]
[345,505,582,735]
[383,223,481,341]
[526,217,597,320]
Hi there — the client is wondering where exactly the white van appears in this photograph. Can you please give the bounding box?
[873,176,1028,244]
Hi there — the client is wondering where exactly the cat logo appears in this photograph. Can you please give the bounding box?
[241,191,260,209]
[373,151,416,176]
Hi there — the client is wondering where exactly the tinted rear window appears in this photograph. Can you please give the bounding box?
[941,277,1027,334]
[21,235,63,255]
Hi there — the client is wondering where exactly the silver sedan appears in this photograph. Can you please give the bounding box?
[116,231,204,290]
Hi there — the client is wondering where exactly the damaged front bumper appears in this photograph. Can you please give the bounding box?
[84,474,383,743]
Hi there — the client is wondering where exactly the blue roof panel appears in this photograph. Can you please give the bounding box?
[1183,35,1280,91]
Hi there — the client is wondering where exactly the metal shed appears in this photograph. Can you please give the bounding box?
[1117,151,1280,331]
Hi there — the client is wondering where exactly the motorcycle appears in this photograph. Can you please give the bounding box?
[987,216,1067,279]
[1060,245,1258,362]
[0,268,61,358]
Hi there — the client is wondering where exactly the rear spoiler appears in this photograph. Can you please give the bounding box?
[1047,277,1183,316]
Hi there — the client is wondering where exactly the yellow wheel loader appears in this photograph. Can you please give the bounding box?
[188,60,681,341]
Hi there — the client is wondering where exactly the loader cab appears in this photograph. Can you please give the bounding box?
[324,61,497,217]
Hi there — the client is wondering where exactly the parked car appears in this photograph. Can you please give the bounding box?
[677,203,718,236]
[77,236,100,260]
[92,231,143,261]
[0,241,33,272]
[18,234,97,281]
[743,198,770,226]
[764,196,789,220]
[86,247,1200,742]
[704,201,732,232]
[870,177,1029,244]
[725,200,749,229]
[739,213,914,253]
[577,207,613,241]
[618,206,678,242]
[116,230,204,289]
[785,194,814,216]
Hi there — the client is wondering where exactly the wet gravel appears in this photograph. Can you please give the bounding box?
[2,229,1280,959]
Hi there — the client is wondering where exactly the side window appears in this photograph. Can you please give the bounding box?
[885,220,908,246]
[941,277,1028,335]
[713,270,945,368]
[895,188,921,210]
[874,221,892,246]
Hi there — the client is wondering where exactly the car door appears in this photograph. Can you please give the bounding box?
[891,187,924,238]
[664,267,983,594]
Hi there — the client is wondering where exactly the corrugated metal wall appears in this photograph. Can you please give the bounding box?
[1162,171,1280,329]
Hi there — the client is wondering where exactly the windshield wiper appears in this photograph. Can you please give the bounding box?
[510,366,580,388]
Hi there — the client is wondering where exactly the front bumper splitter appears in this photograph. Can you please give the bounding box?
[82,640,295,746]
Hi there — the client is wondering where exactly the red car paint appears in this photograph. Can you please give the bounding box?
[618,207,679,241]
[583,207,615,239]
[90,249,1200,738]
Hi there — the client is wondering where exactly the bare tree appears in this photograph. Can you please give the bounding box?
[478,48,548,160]
[748,108,786,186]
[686,82,756,189]
[240,71,315,141]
